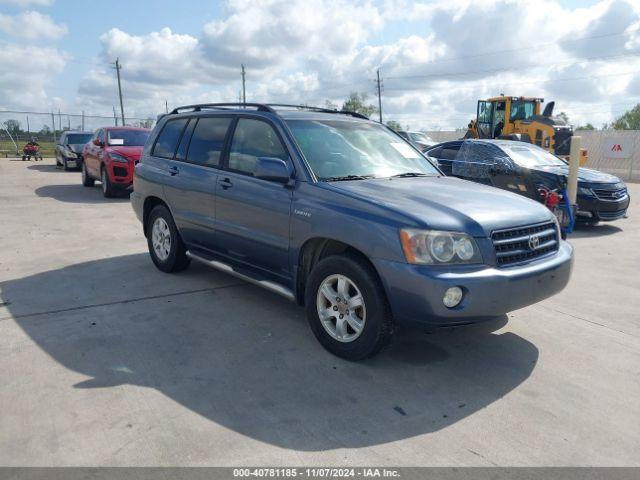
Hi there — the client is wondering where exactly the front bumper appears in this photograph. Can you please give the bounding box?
[373,241,573,327]
[576,194,630,222]
[106,161,135,188]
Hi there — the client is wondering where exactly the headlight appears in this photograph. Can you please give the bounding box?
[109,153,129,163]
[400,229,483,265]
[578,187,593,196]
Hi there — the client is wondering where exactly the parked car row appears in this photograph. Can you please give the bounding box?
[49,103,628,360]
[55,127,151,197]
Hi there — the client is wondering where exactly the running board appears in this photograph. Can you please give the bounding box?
[186,251,295,301]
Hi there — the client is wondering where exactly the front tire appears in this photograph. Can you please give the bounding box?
[305,254,393,361]
[146,205,191,273]
[81,161,95,187]
[101,166,117,198]
[62,157,69,171]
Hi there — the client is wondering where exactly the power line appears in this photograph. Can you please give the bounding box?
[386,51,640,81]
[383,29,635,70]
[0,109,150,121]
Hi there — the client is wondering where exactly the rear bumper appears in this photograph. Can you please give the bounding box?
[373,241,573,327]
[130,191,144,223]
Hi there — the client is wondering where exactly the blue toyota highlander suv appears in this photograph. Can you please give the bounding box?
[131,103,573,360]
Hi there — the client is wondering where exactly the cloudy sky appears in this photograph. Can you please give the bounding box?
[1,0,639,130]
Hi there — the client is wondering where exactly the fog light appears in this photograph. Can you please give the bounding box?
[443,287,463,308]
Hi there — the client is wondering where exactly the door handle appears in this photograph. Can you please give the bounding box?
[168,165,179,176]
[219,178,233,189]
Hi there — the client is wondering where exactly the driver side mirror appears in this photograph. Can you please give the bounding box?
[254,157,293,184]
[93,139,104,147]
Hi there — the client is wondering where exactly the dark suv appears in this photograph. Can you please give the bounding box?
[132,103,573,360]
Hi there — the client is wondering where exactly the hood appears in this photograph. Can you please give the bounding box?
[107,146,143,160]
[325,176,554,237]
[67,144,86,154]
[532,165,620,184]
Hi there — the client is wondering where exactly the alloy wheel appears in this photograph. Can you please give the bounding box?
[316,274,366,343]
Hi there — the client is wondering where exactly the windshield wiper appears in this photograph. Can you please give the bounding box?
[390,172,430,178]
[320,174,376,182]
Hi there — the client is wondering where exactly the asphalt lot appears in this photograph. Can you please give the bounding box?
[0,158,638,466]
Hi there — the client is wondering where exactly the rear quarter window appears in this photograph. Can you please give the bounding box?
[153,119,188,159]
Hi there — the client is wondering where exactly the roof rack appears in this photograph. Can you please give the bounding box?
[266,104,369,120]
[168,102,369,120]
[169,103,276,114]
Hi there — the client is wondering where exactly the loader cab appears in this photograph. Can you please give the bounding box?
[476,97,542,139]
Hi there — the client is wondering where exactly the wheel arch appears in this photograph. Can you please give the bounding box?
[295,237,386,307]
[142,196,171,237]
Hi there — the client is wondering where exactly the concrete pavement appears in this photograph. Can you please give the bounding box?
[0,158,638,466]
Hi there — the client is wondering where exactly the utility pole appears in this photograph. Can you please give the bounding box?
[26,116,30,135]
[51,112,56,143]
[241,64,246,105]
[58,109,62,132]
[112,58,125,125]
[375,68,383,124]
[81,110,85,131]
[165,100,168,113]
[67,116,71,130]
[113,106,118,126]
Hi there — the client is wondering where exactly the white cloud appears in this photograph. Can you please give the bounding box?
[64,0,640,129]
[0,10,67,40]
[0,42,67,109]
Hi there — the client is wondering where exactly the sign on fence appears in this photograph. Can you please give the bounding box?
[604,138,632,159]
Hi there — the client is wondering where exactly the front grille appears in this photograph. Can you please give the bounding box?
[598,209,627,220]
[113,166,128,177]
[592,187,627,201]
[492,221,559,267]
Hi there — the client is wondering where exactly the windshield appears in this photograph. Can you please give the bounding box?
[509,100,536,122]
[286,120,439,179]
[409,132,433,144]
[107,129,149,146]
[66,133,92,145]
[504,144,566,168]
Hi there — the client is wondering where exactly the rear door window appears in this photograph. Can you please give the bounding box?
[439,144,461,160]
[186,117,232,167]
[153,118,189,159]
[175,119,195,161]
[227,118,288,176]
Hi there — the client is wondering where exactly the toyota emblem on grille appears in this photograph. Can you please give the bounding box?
[528,235,541,250]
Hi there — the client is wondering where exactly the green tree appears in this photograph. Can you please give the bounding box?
[558,112,570,125]
[386,120,403,131]
[341,92,377,118]
[610,104,640,130]
[3,119,21,135]
[576,123,595,130]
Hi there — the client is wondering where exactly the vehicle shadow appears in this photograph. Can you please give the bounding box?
[0,254,538,451]
[35,184,130,203]
[27,164,66,173]
[571,223,623,238]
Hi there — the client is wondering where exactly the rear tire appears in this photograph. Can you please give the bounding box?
[305,254,393,361]
[146,205,191,273]
[101,166,117,198]
[81,161,94,187]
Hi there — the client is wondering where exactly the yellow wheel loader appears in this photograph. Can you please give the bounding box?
[464,95,574,157]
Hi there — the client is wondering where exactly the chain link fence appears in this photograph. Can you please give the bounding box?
[0,110,156,157]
